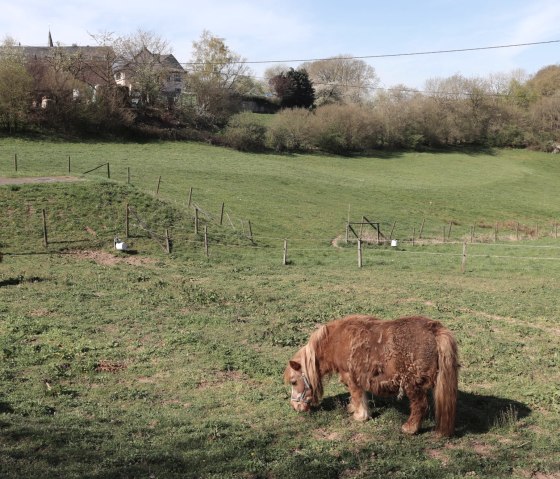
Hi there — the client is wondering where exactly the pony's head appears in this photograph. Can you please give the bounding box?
[284,326,327,412]
[284,358,314,412]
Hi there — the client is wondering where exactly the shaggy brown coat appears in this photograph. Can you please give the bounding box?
[284,315,459,436]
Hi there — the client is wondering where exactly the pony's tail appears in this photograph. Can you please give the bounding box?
[434,327,459,437]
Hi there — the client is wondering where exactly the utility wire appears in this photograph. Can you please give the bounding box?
[180,39,560,66]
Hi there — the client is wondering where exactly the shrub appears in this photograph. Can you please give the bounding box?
[266,108,314,152]
[310,104,382,154]
[222,112,267,152]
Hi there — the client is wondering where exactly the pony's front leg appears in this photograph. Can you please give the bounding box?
[345,379,370,421]
[401,388,428,434]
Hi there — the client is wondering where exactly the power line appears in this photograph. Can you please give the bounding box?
[180,39,560,67]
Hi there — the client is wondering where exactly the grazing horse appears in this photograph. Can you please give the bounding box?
[284,315,459,436]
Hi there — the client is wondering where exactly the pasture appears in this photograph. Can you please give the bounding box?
[0,139,559,478]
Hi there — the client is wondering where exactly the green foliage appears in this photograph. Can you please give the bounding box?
[270,68,315,109]
[222,112,267,151]
[266,108,314,152]
[0,45,33,132]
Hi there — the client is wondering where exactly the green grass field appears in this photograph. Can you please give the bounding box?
[1,139,559,478]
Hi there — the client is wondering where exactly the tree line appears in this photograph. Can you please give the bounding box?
[0,29,559,152]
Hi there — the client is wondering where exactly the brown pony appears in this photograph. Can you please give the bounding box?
[284,315,459,436]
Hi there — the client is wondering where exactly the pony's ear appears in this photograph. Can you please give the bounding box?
[289,360,302,372]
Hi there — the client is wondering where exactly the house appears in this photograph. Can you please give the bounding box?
[14,32,185,107]
[113,46,185,106]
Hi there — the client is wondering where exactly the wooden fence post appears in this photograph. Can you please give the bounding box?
[412,227,416,247]
[106,162,110,179]
[204,226,209,257]
[194,208,199,235]
[156,176,161,195]
[188,187,193,207]
[125,203,129,238]
[220,202,225,226]
[42,209,48,248]
[248,220,254,244]
[358,239,363,268]
[68,156,71,173]
[283,239,288,265]
[127,167,131,185]
[461,242,467,273]
[165,229,171,254]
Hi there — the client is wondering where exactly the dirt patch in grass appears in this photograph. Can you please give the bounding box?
[70,250,156,267]
[313,428,342,441]
[95,359,127,373]
[0,176,82,185]
[427,448,450,466]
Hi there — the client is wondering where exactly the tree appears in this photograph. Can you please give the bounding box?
[111,29,175,106]
[301,55,379,105]
[0,37,33,132]
[188,30,251,92]
[185,30,254,126]
[269,68,315,109]
[527,64,560,97]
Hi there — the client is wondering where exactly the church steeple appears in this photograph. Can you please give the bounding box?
[48,30,53,47]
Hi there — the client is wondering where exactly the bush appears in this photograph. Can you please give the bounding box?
[310,104,382,154]
[266,108,314,152]
[222,112,267,152]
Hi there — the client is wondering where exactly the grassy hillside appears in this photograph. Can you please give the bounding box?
[2,139,560,242]
[1,140,559,478]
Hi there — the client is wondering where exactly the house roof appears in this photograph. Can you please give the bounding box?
[18,45,112,61]
[113,47,184,73]
[160,53,183,71]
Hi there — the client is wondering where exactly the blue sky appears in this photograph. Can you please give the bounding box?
[2,0,559,88]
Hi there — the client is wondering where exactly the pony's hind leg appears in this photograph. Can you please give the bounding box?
[401,389,429,434]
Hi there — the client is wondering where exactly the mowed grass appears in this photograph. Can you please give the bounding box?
[1,139,560,478]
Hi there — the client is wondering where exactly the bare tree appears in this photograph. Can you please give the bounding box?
[188,30,251,91]
[185,30,253,126]
[109,29,174,106]
[300,55,379,105]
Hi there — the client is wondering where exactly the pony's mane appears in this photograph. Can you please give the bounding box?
[300,324,328,404]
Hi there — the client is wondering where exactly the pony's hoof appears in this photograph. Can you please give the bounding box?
[353,411,370,422]
[401,423,419,435]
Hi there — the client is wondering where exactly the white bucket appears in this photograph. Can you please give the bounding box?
[391,239,398,247]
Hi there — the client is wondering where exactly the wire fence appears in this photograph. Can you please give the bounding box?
[3,155,560,270]
[3,200,560,273]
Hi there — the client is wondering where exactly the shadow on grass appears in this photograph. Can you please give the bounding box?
[0,276,46,287]
[318,389,531,436]
[0,389,531,478]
